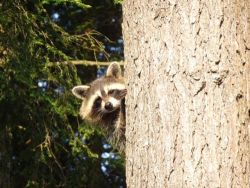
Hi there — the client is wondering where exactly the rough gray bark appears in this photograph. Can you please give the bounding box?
[123,0,249,187]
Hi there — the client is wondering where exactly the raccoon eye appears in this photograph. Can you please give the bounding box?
[108,89,118,95]
[94,97,102,105]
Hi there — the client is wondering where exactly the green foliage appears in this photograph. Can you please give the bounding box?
[113,0,123,4]
[0,0,124,187]
[42,0,92,9]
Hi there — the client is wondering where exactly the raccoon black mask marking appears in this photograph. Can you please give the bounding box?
[72,62,126,153]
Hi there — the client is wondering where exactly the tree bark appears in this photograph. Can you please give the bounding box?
[123,0,249,187]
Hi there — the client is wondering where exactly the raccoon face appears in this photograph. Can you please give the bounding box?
[72,63,126,122]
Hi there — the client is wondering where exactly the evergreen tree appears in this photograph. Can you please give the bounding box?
[0,0,125,187]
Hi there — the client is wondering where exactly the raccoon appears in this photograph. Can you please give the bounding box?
[72,62,126,153]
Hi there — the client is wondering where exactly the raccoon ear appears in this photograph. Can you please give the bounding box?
[72,85,90,100]
[106,62,122,78]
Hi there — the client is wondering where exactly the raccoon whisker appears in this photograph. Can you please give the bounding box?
[94,109,105,120]
[98,111,106,119]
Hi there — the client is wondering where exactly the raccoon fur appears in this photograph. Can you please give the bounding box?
[72,62,126,153]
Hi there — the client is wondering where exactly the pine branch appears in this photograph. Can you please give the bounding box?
[51,60,124,66]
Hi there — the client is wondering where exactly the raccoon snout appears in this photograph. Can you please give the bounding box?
[104,102,113,111]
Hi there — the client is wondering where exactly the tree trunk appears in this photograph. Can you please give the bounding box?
[123,0,249,187]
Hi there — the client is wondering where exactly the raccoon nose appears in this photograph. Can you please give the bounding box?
[104,102,113,111]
